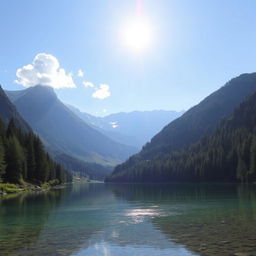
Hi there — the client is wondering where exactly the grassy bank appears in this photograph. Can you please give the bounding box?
[0,180,62,196]
[0,183,22,194]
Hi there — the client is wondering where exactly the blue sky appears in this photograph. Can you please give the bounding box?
[1,0,256,116]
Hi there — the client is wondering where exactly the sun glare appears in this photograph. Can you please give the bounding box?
[122,18,152,52]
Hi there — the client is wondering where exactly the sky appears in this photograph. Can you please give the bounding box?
[1,0,256,116]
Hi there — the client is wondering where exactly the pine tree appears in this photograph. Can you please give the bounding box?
[56,164,66,184]
[4,136,25,183]
[47,154,56,180]
[34,137,49,182]
[26,133,36,181]
[0,138,6,182]
[249,136,256,179]
[6,119,17,137]
[0,119,70,185]
[0,120,5,137]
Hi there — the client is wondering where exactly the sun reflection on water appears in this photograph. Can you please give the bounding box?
[124,208,163,224]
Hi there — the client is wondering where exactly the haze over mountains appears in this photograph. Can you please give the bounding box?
[68,105,183,148]
[107,73,256,182]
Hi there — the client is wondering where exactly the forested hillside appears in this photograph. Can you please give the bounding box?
[0,119,72,184]
[107,74,256,183]
[125,73,256,162]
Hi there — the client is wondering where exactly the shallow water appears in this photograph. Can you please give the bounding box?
[0,183,256,256]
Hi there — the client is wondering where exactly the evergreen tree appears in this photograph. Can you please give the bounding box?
[56,164,66,184]
[34,137,49,182]
[47,154,56,180]
[6,119,17,137]
[0,119,71,185]
[249,136,256,179]
[4,136,25,183]
[0,120,5,137]
[0,138,6,182]
[26,133,36,181]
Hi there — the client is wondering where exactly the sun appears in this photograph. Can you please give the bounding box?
[122,18,152,52]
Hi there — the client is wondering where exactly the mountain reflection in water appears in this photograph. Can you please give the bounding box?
[1,183,256,256]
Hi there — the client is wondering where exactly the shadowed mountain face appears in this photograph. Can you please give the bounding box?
[68,105,183,149]
[107,73,256,182]
[6,86,137,167]
[0,86,30,132]
[144,73,256,156]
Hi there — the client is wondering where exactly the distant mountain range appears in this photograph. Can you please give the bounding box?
[107,73,256,182]
[68,105,183,148]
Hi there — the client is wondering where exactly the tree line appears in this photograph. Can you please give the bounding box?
[0,119,72,184]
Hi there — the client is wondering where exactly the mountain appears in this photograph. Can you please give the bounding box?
[0,85,30,132]
[107,73,256,182]
[67,105,136,149]
[6,85,137,168]
[0,86,71,185]
[68,105,183,148]
[102,111,184,148]
[0,85,96,181]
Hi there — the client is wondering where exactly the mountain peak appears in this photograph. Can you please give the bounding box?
[27,84,56,95]
[20,85,58,104]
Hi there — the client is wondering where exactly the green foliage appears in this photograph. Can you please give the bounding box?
[0,183,20,194]
[107,91,256,183]
[0,119,72,185]
[48,179,60,186]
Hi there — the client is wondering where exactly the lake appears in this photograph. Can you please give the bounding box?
[0,183,256,256]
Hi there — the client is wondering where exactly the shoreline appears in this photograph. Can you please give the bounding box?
[0,182,65,197]
[0,180,101,198]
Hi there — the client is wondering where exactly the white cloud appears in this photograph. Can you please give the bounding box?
[15,53,76,89]
[92,84,110,99]
[77,69,84,77]
[83,81,94,88]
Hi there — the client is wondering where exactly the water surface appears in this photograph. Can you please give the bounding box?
[0,183,256,256]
